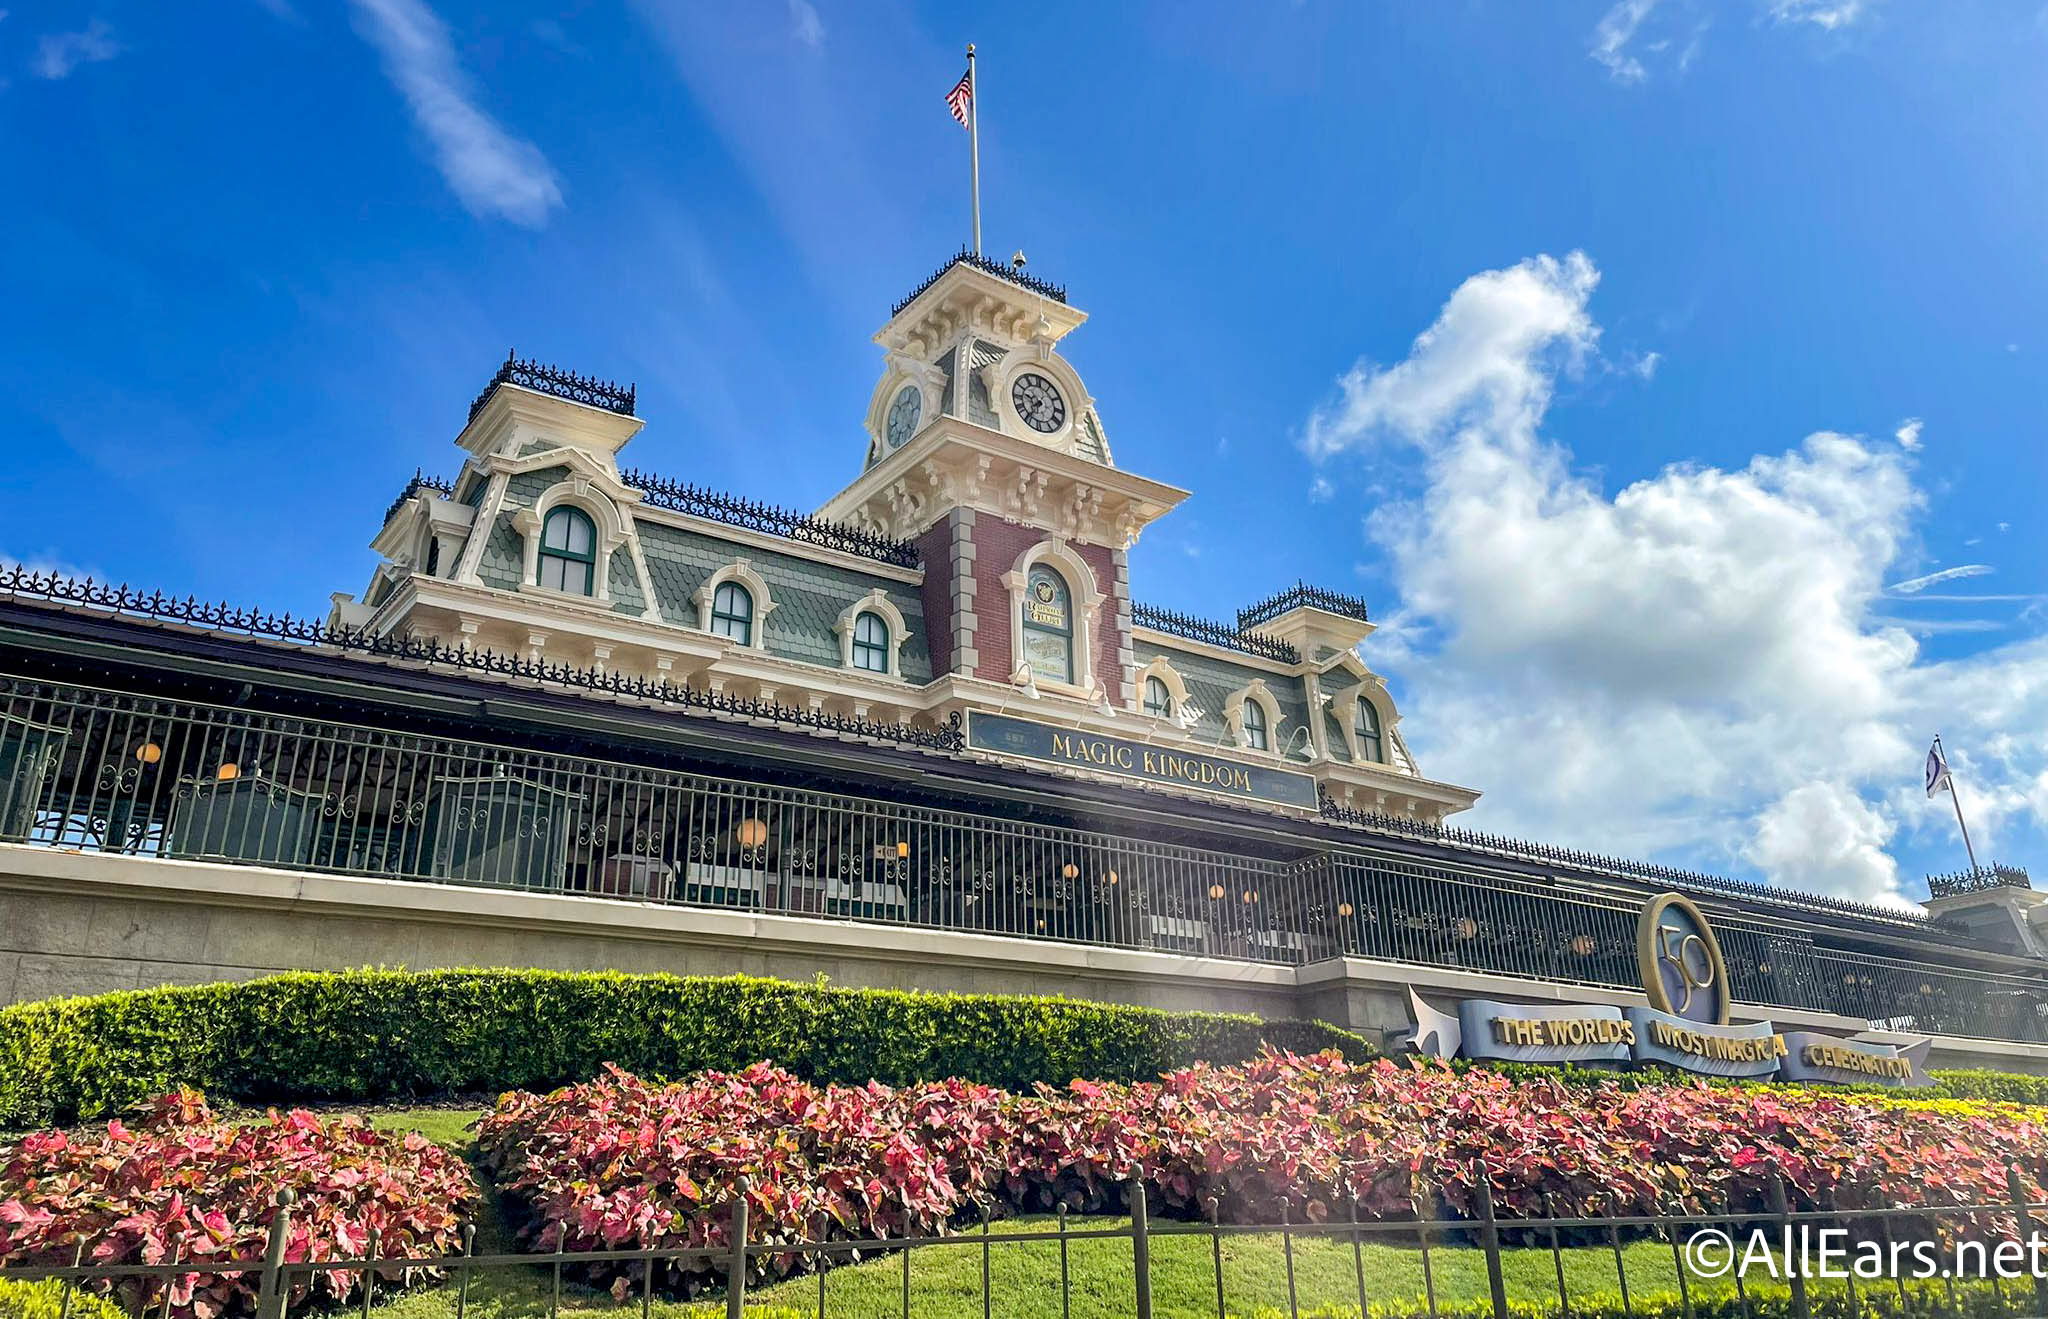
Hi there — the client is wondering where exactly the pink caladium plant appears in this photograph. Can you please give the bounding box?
[0,1088,475,1318]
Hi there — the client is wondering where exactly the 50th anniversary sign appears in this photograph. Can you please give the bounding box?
[1408,892,1932,1087]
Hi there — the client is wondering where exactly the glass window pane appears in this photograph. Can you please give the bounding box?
[1143,676,1171,718]
[1242,701,1268,749]
[1021,564,1074,685]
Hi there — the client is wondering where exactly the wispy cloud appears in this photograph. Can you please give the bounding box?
[1886,564,1993,594]
[787,0,824,48]
[1764,0,1868,30]
[33,20,121,79]
[1630,350,1662,380]
[1893,417,1923,450]
[1590,0,1657,83]
[1308,476,1336,504]
[348,0,563,227]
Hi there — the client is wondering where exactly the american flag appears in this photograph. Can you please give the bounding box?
[946,68,973,129]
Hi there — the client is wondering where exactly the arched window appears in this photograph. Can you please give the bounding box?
[1355,698,1384,763]
[851,611,890,672]
[537,507,596,595]
[1143,674,1173,719]
[1020,564,1074,684]
[710,581,754,645]
[1240,699,1269,751]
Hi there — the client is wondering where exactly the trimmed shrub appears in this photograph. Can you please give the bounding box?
[0,1090,474,1317]
[0,969,1371,1128]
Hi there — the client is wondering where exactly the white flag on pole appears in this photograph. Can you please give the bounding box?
[1925,740,1951,798]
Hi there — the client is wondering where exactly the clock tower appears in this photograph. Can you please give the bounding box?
[822,252,1188,709]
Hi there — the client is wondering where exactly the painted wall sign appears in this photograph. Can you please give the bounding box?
[964,711,1320,809]
[1401,892,1926,1087]
[1636,892,1730,1026]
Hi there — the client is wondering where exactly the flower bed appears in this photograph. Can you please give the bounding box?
[0,1090,474,1318]
[478,1053,2048,1294]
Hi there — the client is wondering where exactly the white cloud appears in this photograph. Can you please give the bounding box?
[1590,0,1657,83]
[33,20,121,79]
[348,0,563,226]
[1309,476,1336,504]
[1893,417,1922,450]
[1303,252,2048,907]
[1745,783,1908,909]
[1765,0,1868,30]
[787,0,824,47]
[1887,564,1991,594]
[1631,350,1662,380]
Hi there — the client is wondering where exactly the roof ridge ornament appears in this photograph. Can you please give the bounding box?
[468,350,637,423]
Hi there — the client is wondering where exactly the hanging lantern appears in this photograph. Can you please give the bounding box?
[735,817,769,848]
[1452,917,1478,941]
[1061,862,1079,880]
[215,762,240,782]
[1241,890,1259,905]
[896,841,910,859]
[1103,870,1119,886]
[1569,933,1597,958]
[135,743,163,765]
[1208,883,1227,900]
[1337,901,1355,918]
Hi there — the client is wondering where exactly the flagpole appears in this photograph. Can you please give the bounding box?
[967,44,982,256]
[1937,733,1982,872]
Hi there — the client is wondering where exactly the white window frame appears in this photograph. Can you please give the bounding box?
[1132,655,1191,723]
[693,559,777,652]
[1224,679,1285,755]
[833,588,912,680]
[1000,538,1104,697]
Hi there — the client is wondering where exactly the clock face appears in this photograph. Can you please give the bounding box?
[885,385,922,449]
[1010,373,1066,434]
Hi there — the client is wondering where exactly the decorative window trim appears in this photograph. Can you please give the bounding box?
[834,588,912,679]
[692,558,777,652]
[1133,655,1191,723]
[535,506,598,597]
[1223,679,1285,755]
[1336,682,1396,765]
[512,480,629,602]
[1000,538,1103,697]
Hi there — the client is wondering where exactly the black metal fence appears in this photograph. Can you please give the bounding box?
[3,670,2047,1042]
[8,1170,2048,1319]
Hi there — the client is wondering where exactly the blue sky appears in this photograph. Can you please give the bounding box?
[3,0,2045,905]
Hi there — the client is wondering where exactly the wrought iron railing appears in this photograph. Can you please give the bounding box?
[621,468,922,569]
[1237,581,1372,630]
[1318,790,1934,931]
[5,670,2046,1041]
[892,248,1069,317]
[1131,603,1299,665]
[1928,864,2032,899]
[467,351,636,422]
[0,568,961,753]
[381,469,456,526]
[6,1167,2045,1319]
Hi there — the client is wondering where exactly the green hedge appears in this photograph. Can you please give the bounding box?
[0,1279,130,1319]
[0,968,1372,1128]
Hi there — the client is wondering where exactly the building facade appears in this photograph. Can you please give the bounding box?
[2,251,2044,1073]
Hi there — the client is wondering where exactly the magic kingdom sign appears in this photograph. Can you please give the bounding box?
[1408,892,1932,1087]
[964,710,1320,809]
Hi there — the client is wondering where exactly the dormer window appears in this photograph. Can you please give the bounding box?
[537,507,596,596]
[851,612,890,672]
[1356,698,1384,764]
[1143,675,1173,719]
[1240,699,1269,751]
[710,581,754,645]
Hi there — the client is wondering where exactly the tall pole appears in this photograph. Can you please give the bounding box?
[967,43,982,256]
[1938,734,1981,871]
